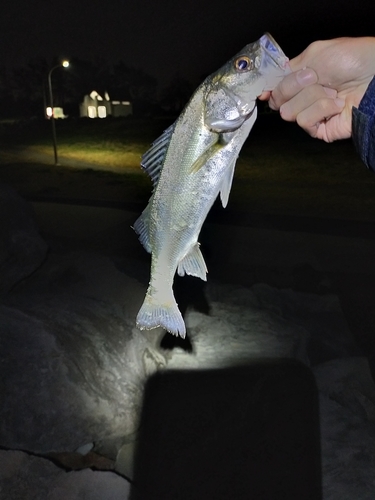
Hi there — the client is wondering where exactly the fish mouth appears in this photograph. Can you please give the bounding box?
[259,33,289,71]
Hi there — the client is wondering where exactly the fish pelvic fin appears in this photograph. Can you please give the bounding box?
[136,292,186,338]
[177,243,207,281]
[220,157,236,208]
[133,203,152,253]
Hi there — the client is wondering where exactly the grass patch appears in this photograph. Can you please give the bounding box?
[28,144,143,171]
[1,115,375,221]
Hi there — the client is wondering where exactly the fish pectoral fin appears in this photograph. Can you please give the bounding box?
[189,141,223,174]
[177,243,208,281]
[220,157,236,208]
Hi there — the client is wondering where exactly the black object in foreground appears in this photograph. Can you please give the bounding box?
[131,360,321,500]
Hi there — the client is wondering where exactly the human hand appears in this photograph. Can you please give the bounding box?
[259,37,375,142]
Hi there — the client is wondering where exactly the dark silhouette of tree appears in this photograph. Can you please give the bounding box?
[160,75,193,114]
[10,58,51,116]
[64,57,111,101]
[0,66,15,118]
[111,61,158,107]
[8,57,73,117]
[3,56,160,118]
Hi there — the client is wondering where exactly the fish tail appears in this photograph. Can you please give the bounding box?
[136,291,186,338]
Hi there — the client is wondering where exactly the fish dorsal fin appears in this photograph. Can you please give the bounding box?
[177,243,207,281]
[220,157,236,208]
[141,123,175,187]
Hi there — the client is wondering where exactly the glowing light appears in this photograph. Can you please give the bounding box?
[88,106,97,118]
[98,106,107,118]
[62,60,69,68]
[46,107,66,119]
[53,107,66,119]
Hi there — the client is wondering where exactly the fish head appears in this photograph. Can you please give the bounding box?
[204,33,289,132]
[214,32,289,95]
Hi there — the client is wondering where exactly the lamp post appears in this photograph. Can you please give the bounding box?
[47,60,69,165]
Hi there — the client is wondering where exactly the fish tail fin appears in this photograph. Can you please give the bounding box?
[136,291,186,338]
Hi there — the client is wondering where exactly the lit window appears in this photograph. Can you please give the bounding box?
[46,107,53,117]
[88,106,97,118]
[98,106,107,118]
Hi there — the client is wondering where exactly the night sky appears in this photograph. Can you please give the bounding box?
[0,0,373,88]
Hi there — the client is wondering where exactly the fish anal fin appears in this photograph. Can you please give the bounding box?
[177,243,207,281]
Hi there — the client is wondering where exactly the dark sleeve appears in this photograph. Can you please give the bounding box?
[352,76,375,172]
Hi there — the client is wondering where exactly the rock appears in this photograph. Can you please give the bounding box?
[0,449,130,500]
[76,442,95,455]
[314,358,375,499]
[1,236,375,499]
[46,450,115,471]
[318,393,375,499]
[0,251,167,456]
[167,281,359,370]
[314,357,375,421]
[115,436,138,480]
[0,183,48,297]
[226,282,361,364]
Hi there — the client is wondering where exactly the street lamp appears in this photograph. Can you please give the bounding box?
[47,60,69,165]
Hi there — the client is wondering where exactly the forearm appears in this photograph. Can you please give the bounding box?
[352,76,375,171]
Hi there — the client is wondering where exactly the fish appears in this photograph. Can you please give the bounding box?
[134,33,289,338]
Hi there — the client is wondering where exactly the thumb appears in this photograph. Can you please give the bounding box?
[289,51,310,73]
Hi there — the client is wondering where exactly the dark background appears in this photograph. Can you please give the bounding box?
[0,0,372,88]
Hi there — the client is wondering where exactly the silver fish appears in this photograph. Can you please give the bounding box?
[134,33,289,338]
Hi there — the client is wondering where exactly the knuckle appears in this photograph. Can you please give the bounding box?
[279,104,295,122]
[306,40,324,55]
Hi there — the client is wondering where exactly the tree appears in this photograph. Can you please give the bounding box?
[111,62,158,110]
[159,75,193,114]
[64,57,112,103]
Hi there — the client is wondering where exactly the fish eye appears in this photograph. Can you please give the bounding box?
[234,56,254,72]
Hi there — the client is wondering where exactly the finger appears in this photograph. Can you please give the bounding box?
[269,68,318,110]
[279,85,338,121]
[258,91,271,101]
[295,98,345,136]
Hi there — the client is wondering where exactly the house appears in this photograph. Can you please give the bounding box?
[46,107,67,119]
[79,90,132,118]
